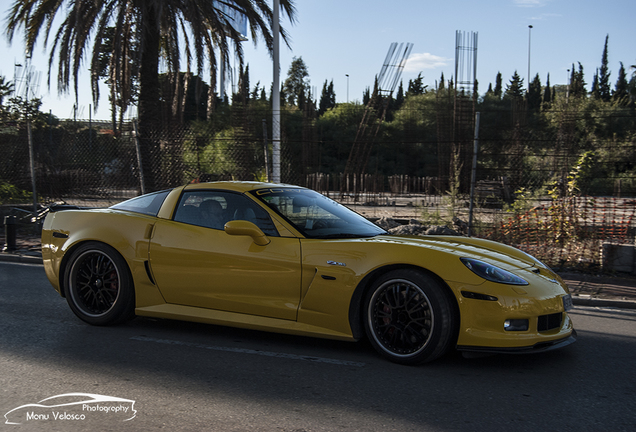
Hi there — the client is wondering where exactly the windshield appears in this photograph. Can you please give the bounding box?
[250,188,386,239]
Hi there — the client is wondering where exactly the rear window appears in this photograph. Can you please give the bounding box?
[110,190,171,216]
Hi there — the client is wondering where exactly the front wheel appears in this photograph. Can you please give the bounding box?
[64,242,135,325]
[363,269,457,365]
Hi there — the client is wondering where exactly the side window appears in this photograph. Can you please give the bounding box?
[110,190,170,216]
[173,190,279,236]
[173,191,229,230]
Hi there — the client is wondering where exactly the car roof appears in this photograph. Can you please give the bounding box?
[183,181,304,193]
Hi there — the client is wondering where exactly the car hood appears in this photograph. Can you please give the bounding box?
[368,234,542,272]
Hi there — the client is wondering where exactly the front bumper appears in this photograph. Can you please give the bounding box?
[449,276,576,351]
[457,329,577,354]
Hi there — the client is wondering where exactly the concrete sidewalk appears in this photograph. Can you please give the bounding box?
[2,234,636,309]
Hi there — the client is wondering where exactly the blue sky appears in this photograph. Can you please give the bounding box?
[1,0,634,120]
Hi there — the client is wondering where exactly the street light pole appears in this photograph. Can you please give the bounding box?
[346,74,349,103]
[527,25,533,92]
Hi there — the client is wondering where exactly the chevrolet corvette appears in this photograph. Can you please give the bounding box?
[41,181,576,364]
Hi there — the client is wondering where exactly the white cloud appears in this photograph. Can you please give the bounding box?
[514,0,546,7]
[404,53,450,72]
[530,12,562,20]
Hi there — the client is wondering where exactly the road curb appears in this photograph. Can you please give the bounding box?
[0,252,43,265]
[572,296,636,310]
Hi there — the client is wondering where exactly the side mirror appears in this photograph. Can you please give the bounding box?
[224,220,270,246]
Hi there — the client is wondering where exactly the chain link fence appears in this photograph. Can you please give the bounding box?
[1,104,635,270]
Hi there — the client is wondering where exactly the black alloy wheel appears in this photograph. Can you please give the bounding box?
[65,242,135,325]
[364,269,457,365]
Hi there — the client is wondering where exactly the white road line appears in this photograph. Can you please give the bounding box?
[130,336,366,367]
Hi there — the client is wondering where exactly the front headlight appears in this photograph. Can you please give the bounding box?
[460,258,529,286]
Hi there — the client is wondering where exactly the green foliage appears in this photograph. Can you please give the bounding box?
[283,57,310,107]
[420,206,445,226]
[406,73,427,97]
[0,181,32,204]
[543,73,552,106]
[506,187,540,214]
[504,71,524,100]
[527,74,542,111]
[566,151,597,196]
[613,62,629,104]
[318,80,336,115]
[597,35,612,102]
[182,122,264,182]
[570,63,587,98]
[494,72,503,98]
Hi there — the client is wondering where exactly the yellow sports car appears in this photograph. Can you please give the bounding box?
[41,181,576,364]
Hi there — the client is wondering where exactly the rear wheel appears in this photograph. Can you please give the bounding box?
[363,269,457,365]
[64,242,135,325]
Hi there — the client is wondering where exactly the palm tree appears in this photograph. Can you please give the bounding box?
[0,76,14,108]
[5,0,296,191]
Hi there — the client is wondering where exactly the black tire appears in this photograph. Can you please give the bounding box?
[363,269,457,365]
[64,242,135,325]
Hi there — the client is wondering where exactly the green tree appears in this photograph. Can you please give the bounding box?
[406,73,426,97]
[394,81,405,110]
[543,73,552,106]
[318,79,336,115]
[597,35,612,102]
[570,63,587,98]
[485,83,494,97]
[0,76,15,108]
[494,72,503,98]
[613,62,629,103]
[504,71,525,100]
[590,69,600,99]
[233,64,251,105]
[5,0,297,191]
[95,26,139,131]
[362,87,371,105]
[283,57,310,107]
[527,73,542,111]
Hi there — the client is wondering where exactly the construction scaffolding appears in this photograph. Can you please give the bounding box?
[437,31,478,193]
[341,42,413,197]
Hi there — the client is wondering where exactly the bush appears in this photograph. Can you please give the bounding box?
[0,181,33,205]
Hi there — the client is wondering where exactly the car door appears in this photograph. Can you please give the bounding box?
[148,190,302,321]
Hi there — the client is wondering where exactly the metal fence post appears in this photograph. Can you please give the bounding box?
[27,120,38,231]
[133,120,146,195]
[468,112,480,237]
[3,216,17,252]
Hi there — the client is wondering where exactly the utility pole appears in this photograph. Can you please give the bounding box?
[272,0,281,183]
[527,25,533,92]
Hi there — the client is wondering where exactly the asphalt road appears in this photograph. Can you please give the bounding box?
[1,261,635,432]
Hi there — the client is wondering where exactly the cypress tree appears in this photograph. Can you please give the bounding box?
[395,81,405,109]
[494,72,503,98]
[318,80,330,115]
[543,73,552,105]
[362,87,370,105]
[598,34,611,102]
[527,73,542,111]
[570,63,587,98]
[591,69,600,99]
[613,62,628,103]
